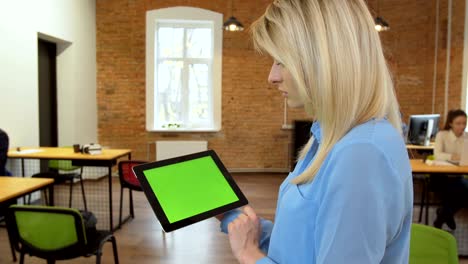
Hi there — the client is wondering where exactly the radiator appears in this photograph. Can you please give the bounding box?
[155,140,208,161]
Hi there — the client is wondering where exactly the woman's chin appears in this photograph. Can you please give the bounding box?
[287,100,304,109]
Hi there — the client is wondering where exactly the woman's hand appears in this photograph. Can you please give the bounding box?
[227,206,265,264]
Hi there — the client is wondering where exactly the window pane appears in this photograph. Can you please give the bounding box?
[186,28,212,58]
[188,64,210,124]
[158,27,184,58]
[157,61,184,126]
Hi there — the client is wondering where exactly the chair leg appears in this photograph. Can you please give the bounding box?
[79,174,88,211]
[425,185,430,225]
[9,236,16,262]
[111,236,119,264]
[424,178,430,225]
[119,187,124,229]
[129,190,134,218]
[43,189,49,206]
[10,244,16,262]
[69,178,74,208]
[418,178,427,223]
[19,250,25,264]
[26,190,50,205]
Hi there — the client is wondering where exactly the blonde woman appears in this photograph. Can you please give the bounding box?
[217,0,413,263]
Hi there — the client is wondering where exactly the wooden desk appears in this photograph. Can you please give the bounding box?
[406,144,435,151]
[0,177,54,204]
[7,147,131,163]
[411,159,468,225]
[407,144,434,159]
[7,147,132,231]
[410,159,468,174]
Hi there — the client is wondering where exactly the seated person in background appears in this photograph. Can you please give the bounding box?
[0,128,10,220]
[433,109,468,230]
[0,128,9,176]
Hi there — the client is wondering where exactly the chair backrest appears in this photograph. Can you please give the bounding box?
[48,147,81,171]
[48,159,80,171]
[118,160,148,188]
[409,223,459,264]
[6,205,87,256]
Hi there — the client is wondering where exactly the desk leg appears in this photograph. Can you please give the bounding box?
[21,158,25,177]
[118,154,134,229]
[110,154,131,231]
[109,164,113,232]
[22,158,26,204]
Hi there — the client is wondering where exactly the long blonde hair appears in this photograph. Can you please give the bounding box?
[251,0,402,184]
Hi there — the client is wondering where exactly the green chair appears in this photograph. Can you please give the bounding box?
[409,223,458,264]
[6,205,119,264]
[32,158,87,211]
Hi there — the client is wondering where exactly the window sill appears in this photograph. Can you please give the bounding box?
[148,128,221,133]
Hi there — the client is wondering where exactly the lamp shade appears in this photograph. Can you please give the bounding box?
[223,16,244,31]
[375,16,390,32]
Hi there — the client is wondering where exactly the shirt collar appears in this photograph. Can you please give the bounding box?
[310,121,322,143]
[449,129,463,141]
[309,118,389,144]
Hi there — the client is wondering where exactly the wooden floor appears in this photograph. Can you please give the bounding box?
[1,173,468,263]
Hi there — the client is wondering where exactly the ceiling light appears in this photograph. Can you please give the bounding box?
[375,16,390,32]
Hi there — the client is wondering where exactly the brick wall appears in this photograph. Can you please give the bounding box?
[96,0,466,169]
[369,0,465,123]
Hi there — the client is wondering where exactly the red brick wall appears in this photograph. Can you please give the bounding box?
[369,0,465,123]
[96,0,466,169]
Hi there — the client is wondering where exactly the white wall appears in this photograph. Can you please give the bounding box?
[0,0,97,147]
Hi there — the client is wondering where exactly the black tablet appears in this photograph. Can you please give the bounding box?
[132,150,248,232]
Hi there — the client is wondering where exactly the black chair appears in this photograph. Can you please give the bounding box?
[118,160,147,228]
[6,205,119,264]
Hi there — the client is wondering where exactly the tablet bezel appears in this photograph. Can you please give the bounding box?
[132,150,248,232]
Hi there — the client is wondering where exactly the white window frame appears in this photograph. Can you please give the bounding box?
[146,7,223,132]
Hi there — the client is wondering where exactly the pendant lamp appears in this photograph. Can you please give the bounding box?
[224,0,244,31]
[374,0,389,32]
[375,16,390,32]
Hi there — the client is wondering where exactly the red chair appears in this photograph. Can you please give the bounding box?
[118,160,147,228]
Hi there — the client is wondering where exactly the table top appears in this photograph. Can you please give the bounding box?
[410,159,468,174]
[0,177,54,203]
[7,147,131,161]
[406,144,435,150]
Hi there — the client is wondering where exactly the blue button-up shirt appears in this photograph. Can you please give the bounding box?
[221,118,413,263]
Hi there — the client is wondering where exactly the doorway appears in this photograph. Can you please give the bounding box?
[38,39,57,170]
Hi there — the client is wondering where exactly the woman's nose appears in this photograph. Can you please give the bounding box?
[268,63,283,85]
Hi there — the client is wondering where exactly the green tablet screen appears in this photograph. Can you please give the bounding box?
[142,156,240,223]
